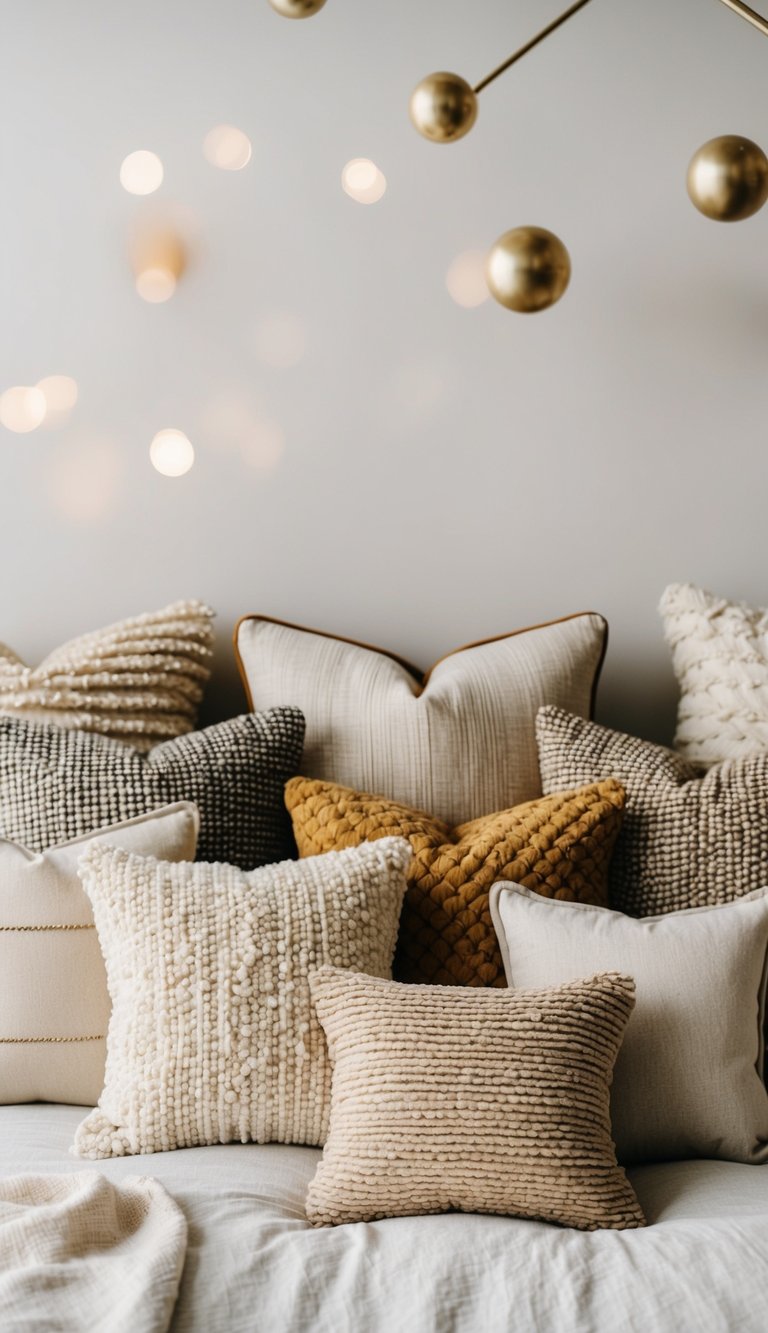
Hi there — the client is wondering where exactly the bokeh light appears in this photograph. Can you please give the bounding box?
[0,386,47,433]
[445,250,490,308]
[202,125,252,171]
[150,429,195,477]
[46,437,122,523]
[240,419,285,475]
[253,311,306,368]
[37,375,78,413]
[135,267,177,303]
[341,158,387,204]
[120,150,164,195]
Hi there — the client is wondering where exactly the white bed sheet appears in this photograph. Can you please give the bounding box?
[1,1104,766,1333]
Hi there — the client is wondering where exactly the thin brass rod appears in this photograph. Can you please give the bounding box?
[473,0,594,94]
[716,0,768,36]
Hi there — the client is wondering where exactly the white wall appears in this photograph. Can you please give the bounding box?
[2,0,766,743]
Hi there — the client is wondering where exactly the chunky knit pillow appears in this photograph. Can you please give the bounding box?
[0,602,214,750]
[0,710,304,867]
[305,967,644,1231]
[286,777,625,986]
[660,582,768,764]
[72,838,410,1158]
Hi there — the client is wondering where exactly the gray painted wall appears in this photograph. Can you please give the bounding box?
[2,0,766,743]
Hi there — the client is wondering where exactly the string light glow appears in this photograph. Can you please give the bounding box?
[150,429,195,477]
[445,251,490,308]
[341,158,387,204]
[0,386,47,433]
[203,125,252,171]
[37,375,79,417]
[135,267,177,303]
[119,150,164,195]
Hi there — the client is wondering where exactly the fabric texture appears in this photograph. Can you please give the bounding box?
[0,709,304,867]
[286,776,625,986]
[0,1171,186,1333]
[236,613,607,826]
[0,601,214,751]
[305,966,643,1231]
[536,704,768,916]
[660,581,768,764]
[0,803,199,1108]
[73,838,411,1159]
[490,883,768,1165]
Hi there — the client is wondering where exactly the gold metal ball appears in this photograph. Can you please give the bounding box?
[409,72,478,144]
[486,227,571,314]
[268,0,326,17]
[687,135,768,222]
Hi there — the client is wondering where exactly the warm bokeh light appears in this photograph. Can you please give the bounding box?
[120,150,164,195]
[150,428,195,477]
[202,125,252,171]
[46,437,122,523]
[253,311,306,368]
[0,386,47,433]
[341,158,387,204]
[135,267,177,303]
[240,419,284,475]
[445,250,490,308]
[37,375,78,418]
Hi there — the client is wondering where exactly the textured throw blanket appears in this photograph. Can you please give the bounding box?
[0,1172,187,1332]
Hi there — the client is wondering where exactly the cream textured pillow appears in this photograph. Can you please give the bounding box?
[660,582,768,764]
[305,967,644,1231]
[490,884,768,1165]
[536,705,768,916]
[0,803,199,1107]
[0,602,214,750]
[72,838,411,1158]
[236,613,607,825]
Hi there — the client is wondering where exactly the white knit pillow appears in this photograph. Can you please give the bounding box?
[0,602,214,751]
[72,838,411,1158]
[660,582,768,764]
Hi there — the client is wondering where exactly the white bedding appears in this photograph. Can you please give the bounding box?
[2,1104,767,1333]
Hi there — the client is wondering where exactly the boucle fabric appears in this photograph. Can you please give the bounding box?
[286,776,625,986]
[536,704,768,916]
[660,581,768,764]
[0,708,304,867]
[0,1172,186,1333]
[72,837,411,1159]
[0,803,198,1107]
[236,612,607,826]
[305,967,644,1231]
[0,601,214,751]
[490,884,768,1165]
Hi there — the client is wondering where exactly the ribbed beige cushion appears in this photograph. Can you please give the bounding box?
[235,613,607,825]
[72,838,411,1158]
[660,582,768,764]
[0,602,214,750]
[490,884,768,1165]
[0,803,199,1107]
[306,967,644,1231]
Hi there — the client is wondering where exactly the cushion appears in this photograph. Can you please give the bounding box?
[660,581,768,764]
[490,884,768,1165]
[286,776,625,986]
[305,966,644,1231]
[0,601,214,750]
[0,802,199,1107]
[235,612,607,826]
[0,709,305,868]
[72,837,411,1158]
[536,704,768,916]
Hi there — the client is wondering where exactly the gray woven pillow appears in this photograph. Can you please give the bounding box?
[536,705,768,916]
[0,710,305,868]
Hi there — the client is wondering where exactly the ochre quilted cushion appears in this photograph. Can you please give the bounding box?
[285,777,625,986]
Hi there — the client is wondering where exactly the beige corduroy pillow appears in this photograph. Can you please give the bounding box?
[305,967,644,1232]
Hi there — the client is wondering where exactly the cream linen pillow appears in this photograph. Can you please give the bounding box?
[236,612,606,825]
[72,838,411,1158]
[305,967,644,1231]
[0,802,199,1107]
[490,884,768,1165]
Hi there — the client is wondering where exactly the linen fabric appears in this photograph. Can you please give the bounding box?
[0,601,214,751]
[490,883,768,1165]
[305,966,643,1230]
[236,612,607,826]
[660,581,768,764]
[72,837,411,1159]
[286,776,625,986]
[536,704,768,916]
[0,708,305,867]
[0,802,199,1107]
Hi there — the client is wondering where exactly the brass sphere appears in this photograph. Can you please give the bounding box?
[687,135,768,222]
[409,72,478,144]
[268,0,326,17]
[486,227,571,314]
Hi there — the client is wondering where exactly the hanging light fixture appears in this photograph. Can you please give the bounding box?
[268,0,326,17]
[687,135,768,221]
[486,228,571,314]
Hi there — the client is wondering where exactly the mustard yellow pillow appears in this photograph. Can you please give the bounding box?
[285,778,625,986]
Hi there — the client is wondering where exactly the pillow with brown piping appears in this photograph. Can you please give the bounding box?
[285,777,625,986]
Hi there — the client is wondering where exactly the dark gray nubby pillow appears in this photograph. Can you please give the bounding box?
[0,710,305,867]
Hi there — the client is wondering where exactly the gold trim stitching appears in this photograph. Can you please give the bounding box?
[0,1035,104,1044]
[0,924,94,932]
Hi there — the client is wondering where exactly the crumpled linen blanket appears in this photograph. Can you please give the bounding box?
[0,1172,187,1333]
